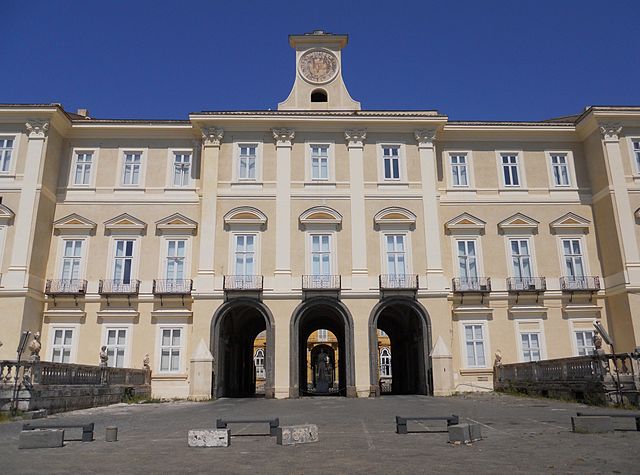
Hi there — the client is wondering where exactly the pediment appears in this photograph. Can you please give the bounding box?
[498,213,539,233]
[224,206,267,230]
[445,213,486,234]
[299,206,342,229]
[155,213,198,235]
[53,213,96,232]
[374,207,417,229]
[104,213,147,234]
[550,212,590,233]
[0,203,15,224]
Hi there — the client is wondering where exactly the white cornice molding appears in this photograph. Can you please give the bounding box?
[498,213,539,234]
[299,206,342,230]
[223,206,268,230]
[445,212,486,235]
[25,119,49,139]
[104,213,147,235]
[272,128,295,147]
[0,203,15,224]
[373,207,417,230]
[155,213,198,235]
[53,213,97,234]
[549,212,590,234]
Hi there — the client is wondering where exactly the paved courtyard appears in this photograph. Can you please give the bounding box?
[0,393,638,474]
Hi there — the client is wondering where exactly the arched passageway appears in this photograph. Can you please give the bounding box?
[290,297,356,397]
[369,297,432,396]
[211,298,275,398]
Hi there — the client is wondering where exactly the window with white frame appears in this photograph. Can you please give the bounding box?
[61,240,83,281]
[464,324,486,367]
[254,348,265,378]
[105,328,127,368]
[574,330,595,356]
[234,234,255,275]
[51,328,74,363]
[382,146,401,180]
[172,152,191,187]
[310,145,329,180]
[317,329,328,341]
[238,144,257,180]
[520,332,541,362]
[510,239,532,280]
[165,240,186,281]
[632,139,640,172]
[380,348,392,377]
[450,153,469,187]
[159,328,181,372]
[0,137,14,173]
[500,153,520,187]
[550,154,571,186]
[73,151,93,185]
[311,234,331,276]
[562,239,585,280]
[113,240,135,283]
[385,234,407,275]
[122,152,142,185]
[457,240,478,282]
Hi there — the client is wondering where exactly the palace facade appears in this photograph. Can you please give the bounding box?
[1,31,639,399]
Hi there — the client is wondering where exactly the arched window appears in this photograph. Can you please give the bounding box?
[254,348,265,378]
[380,347,392,377]
[311,89,328,102]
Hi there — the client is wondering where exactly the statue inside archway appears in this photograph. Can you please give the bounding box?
[315,350,332,393]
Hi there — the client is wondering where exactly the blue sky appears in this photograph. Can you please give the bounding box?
[2,0,639,121]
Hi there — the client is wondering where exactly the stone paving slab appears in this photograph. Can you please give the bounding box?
[0,393,638,474]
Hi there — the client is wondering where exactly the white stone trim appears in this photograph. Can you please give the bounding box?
[116,147,148,189]
[514,318,547,362]
[232,140,263,184]
[100,323,133,368]
[68,147,99,189]
[495,149,526,189]
[458,319,491,369]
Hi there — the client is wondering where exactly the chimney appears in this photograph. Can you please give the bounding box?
[76,108,89,118]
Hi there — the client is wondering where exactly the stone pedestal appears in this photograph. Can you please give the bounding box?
[189,339,213,401]
[19,429,64,449]
[276,424,319,446]
[571,416,614,433]
[448,423,481,444]
[188,429,230,447]
[431,336,454,396]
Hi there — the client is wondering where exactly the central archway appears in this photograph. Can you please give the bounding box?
[211,298,275,398]
[290,297,356,397]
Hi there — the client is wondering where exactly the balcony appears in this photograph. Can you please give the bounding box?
[153,279,193,305]
[379,274,419,293]
[560,276,600,302]
[507,277,546,303]
[302,274,341,290]
[452,277,492,293]
[223,275,264,291]
[45,279,87,295]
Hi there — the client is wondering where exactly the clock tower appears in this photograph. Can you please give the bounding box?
[278,30,361,111]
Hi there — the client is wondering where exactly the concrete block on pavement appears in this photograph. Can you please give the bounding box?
[448,423,481,444]
[19,429,64,449]
[188,429,230,447]
[571,416,614,434]
[277,424,319,445]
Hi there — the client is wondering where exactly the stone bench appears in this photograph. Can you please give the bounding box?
[23,422,94,442]
[576,412,640,431]
[276,424,318,446]
[395,415,459,434]
[216,418,280,437]
[19,429,65,449]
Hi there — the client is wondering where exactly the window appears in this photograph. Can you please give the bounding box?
[632,139,640,172]
[51,329,73,363]
[382,146,401,180]
[122,152,142,185]
[510,239,532,280]
[165,240,186,281]
[521,332,541,362]
[317,329,328,341]
[380,348,392,377]
[311,234,331,276]
[575,330,595,356]
[464,324,486,367]
[172,152,191,187]
[160,328,181,372]
[310,145,329,180]
[457,240,478,280]
[114,240,135,284]
[254,349,265,378]
[562,239,585,279]
[450,153,469,187]
[238,145,257,180]
[73,152,93,185]
[385,234,406,275]
[501,153,520,187]
[61,240,83,281]
[0,137,14,173]
[550,154,570,186]
[234,234,255,275]
[105,329,127,368]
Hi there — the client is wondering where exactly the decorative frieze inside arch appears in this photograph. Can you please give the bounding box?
[299,206,342,230]
[498,213,539,234]
[155,213,198,235]
[445,212,486,235]
[0,203,15,225]
[549,212,590,234]
[223,206,268,231]
[104,213,147,235]
[53,213,96,235]
[373,207,417,230]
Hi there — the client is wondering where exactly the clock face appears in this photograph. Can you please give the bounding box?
[298,49,339,84]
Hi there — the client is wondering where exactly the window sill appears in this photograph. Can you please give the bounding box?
[459,368,493,375]
[152,372,188,380]
[304,182,336,188]
[230,182,263,188]
[114,186,144,192]
[377,182,409,189]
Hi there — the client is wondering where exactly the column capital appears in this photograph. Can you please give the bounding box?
[272,128,295,147]
[344,129,367,147]
[414,129,437,148]
[201,127,224,147]
[25,120,49,139]
[600,123,622,142]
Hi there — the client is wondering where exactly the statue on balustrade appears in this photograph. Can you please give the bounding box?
[28,332,41,362]
[99,346,109,367]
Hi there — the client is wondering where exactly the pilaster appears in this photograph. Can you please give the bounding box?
[273,128,295,291]
[195,127,223,293]
[415,129,447,290]
[345,130,369,290]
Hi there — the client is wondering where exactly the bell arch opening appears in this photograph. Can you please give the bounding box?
[369,297,432,396]
[211,298,275,398]
[311,89,328,102]
[290,297,356,397]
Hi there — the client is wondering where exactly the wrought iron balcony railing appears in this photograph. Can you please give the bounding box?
[560,276,600,292]
[302,274,341,290]
[506,277,546,292]
[452,277,492,293]
[45,279,87,295]
[379,274,419,290]
[98,279,140,295]
[152,279,193,295]
[223,275,264,291]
